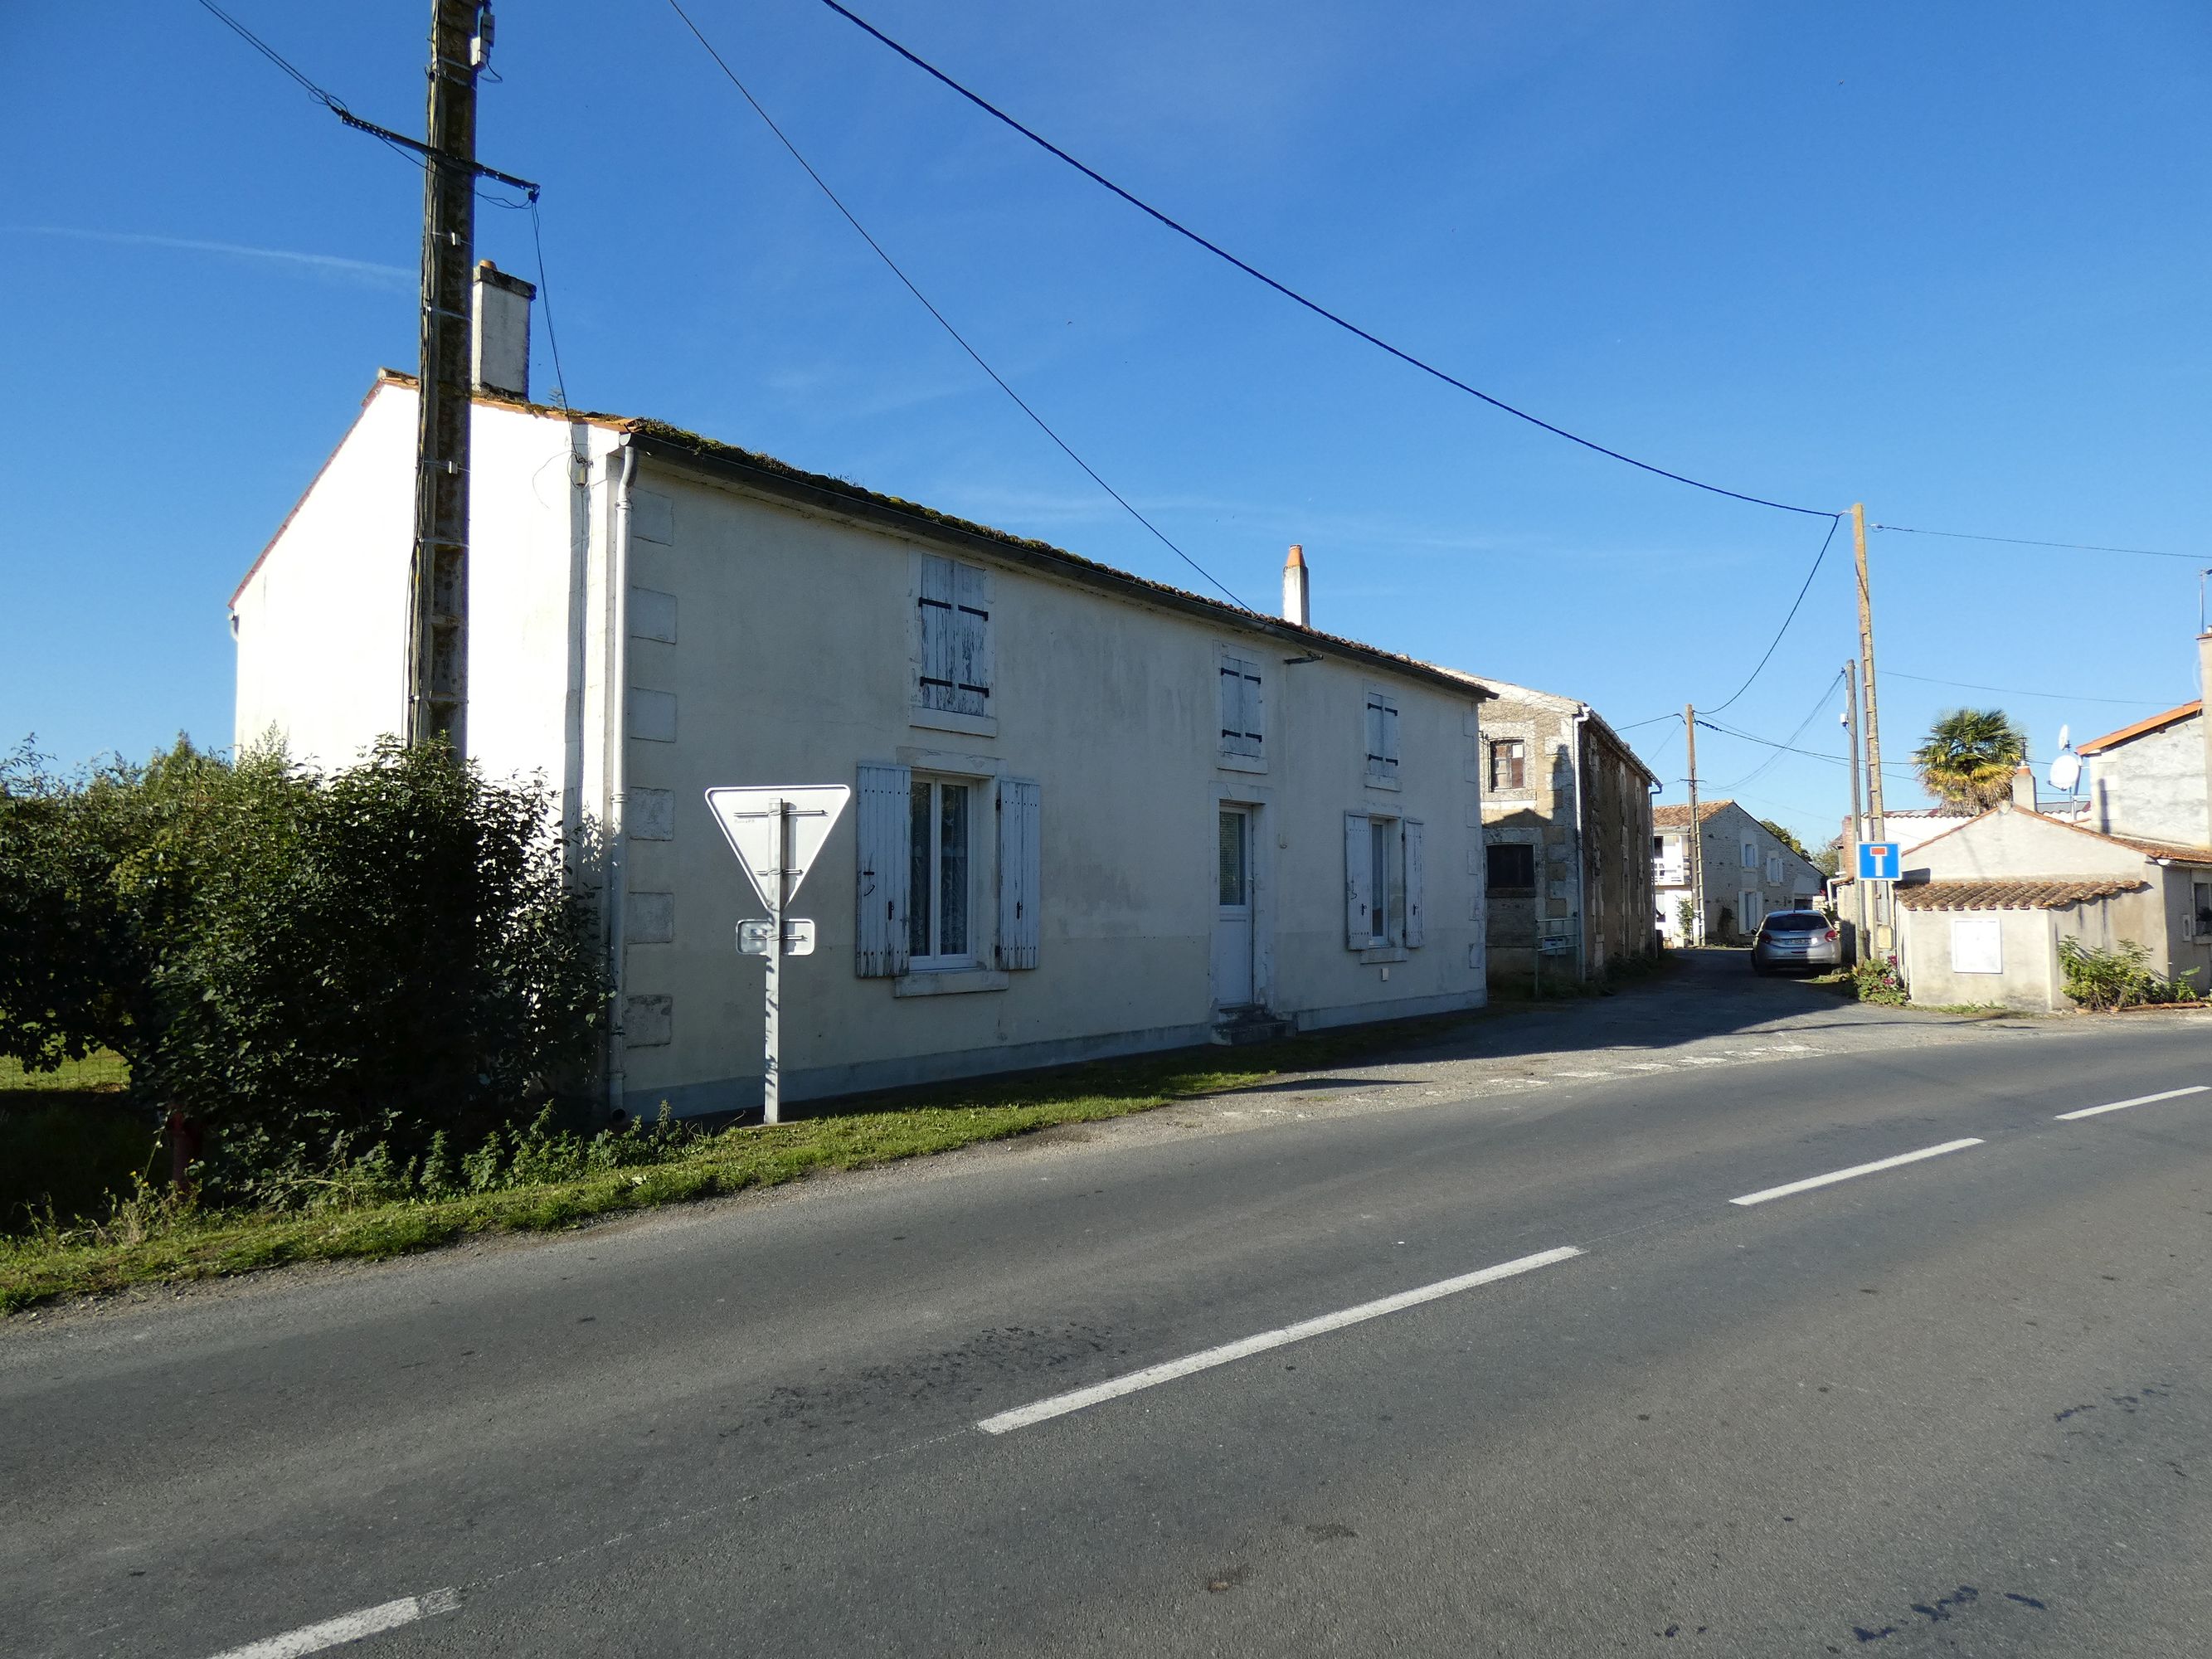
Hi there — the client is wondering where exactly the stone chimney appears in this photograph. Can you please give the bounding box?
[1281,543,1310,628]
[471,260,534,400]
[2010,762,2036,811]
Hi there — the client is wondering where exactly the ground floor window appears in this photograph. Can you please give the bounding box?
[1487,842,1536,891]
[907,776,972,966]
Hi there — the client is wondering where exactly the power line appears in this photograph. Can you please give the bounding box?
[666,0,1253,612]
[1714,670,1843,791]
[1886,669,2177,708]
[1871,523,2199,561]
[1703,513,1843,715]
[812,0,1837,521]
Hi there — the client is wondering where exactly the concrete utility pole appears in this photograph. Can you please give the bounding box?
[1685,704,1705,946]
[1850,504,1889,951]
[1843,660,1867,961]
[403,0,493,749]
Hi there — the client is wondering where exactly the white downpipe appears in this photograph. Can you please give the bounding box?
[604,440,637,1118]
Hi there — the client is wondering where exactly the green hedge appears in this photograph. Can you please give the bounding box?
[0,737,607,1194]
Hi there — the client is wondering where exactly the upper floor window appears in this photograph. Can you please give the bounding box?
[1765,852,1783,883]
[1218,652,1264,760]
[1364,693,1400,783]
[1740,837,1757,868]
[1490,739,1526,791]
[916,554,991,718]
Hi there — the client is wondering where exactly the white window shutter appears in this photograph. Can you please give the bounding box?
[1383,699,1400,776]
[953,561,991,716]
[855,762,912,976]
[1403,818,1425,946]
[1218,660,1241,751]
[1242,664,1264,755]
[1344,812,1372,948]
[996,777,1042,970]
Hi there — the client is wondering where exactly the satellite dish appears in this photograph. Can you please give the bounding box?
[2047,725,2081,795]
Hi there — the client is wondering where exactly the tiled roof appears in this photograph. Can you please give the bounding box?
[2078,700,2200,754]
[2103,831,2212,864]
[1652,800,1733,829]
[1892,877,2150,912]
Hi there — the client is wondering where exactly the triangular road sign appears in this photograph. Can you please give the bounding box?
[704,786,851,911]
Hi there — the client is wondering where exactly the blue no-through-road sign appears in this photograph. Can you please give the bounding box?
[1857,841,1900,882]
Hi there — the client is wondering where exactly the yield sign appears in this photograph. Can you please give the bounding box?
[704,786,851,912]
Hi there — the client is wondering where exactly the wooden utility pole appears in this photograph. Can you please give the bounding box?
[1850,503,1889,950]
[1684,703,1705,946]
[404,0,493,748]
[1843,659,1867,960]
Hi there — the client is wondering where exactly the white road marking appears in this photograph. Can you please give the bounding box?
[976,1246,1582,1435]
[203,1591,459,1659]
[2054,1084,2209,1121]
[1729,1139,1984,1207]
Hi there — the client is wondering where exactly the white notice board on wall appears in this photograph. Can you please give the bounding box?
[1950,917,2004,975]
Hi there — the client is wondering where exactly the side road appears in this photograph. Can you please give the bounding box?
[4,990,2207,1657]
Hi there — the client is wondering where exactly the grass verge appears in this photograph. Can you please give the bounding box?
[1,1010,1488,1316]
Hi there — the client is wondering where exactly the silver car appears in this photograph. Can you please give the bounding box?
[1752,909,1842,975]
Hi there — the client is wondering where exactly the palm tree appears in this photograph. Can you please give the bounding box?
[1913,708,2027,810]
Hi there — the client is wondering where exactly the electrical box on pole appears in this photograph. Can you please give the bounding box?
[404,0,493,750]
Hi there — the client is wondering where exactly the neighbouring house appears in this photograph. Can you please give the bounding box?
[231,290,1496,1118]
[1651,799,1826,944]
[1451,675,1657,984]
[2077,694,2207,848]
[1891,796,2212,1010]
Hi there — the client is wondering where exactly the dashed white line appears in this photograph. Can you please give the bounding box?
[1729,1139,1985,1207]
[203,1591,459,1659]
[976,1245,1582,1434]
[2054,1084,2208,1121]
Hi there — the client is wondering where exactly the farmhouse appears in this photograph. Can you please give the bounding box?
[231,303,1496,1118]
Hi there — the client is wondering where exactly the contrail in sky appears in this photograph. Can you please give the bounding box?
[5,226,410,289]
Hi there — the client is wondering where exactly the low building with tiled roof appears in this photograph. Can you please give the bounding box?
[1888,800,2212,1011]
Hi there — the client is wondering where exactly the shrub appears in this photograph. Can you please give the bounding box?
[2058,938,2200,1011]
[0,737,609,1190]
[1849,956,1908,1005]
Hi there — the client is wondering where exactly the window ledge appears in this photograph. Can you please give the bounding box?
[1357,945,1409,965]
[910,705,998,739]
[892,968,1011,998]
[1217,752,1269,776]
[1364,774,1403,792]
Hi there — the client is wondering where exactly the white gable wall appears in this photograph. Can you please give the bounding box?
[1906,808,2147,882]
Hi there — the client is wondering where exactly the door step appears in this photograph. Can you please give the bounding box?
[1212,1011,1295,1047]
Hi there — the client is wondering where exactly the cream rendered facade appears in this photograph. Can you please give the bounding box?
[233,375,1493,1117]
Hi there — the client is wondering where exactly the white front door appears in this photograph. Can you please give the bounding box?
[1213,806,1255,1010]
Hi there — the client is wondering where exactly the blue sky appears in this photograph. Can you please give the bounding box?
[4,1,2206,845]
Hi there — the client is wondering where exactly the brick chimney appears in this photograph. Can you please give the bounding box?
[1281,543,1310,627]
[2010,761,2036,811]
[471,260,534,400]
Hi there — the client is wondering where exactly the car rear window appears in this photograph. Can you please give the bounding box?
[1761,913,1828,932]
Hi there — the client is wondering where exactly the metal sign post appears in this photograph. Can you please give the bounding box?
[705,786,851,1126]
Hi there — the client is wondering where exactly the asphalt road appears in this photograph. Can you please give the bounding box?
[7,971,2211,1657]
